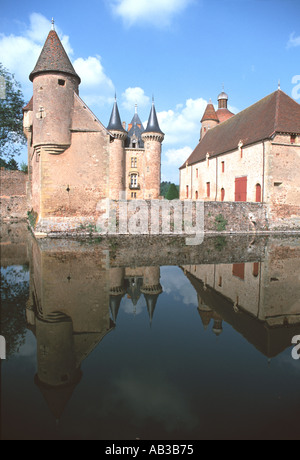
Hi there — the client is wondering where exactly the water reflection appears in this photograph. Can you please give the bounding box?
[1,223,300,440]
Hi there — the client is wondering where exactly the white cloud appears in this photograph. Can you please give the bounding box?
[0,13,114,108]
[109,0,194,27]
[73,56,115,106]
[122,87,150,111]
[164,146,193,167]
[158,97,207,145]
[287,32,300,49]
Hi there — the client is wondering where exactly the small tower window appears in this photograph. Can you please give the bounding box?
[58,79,65,86]
[206,182,211,198]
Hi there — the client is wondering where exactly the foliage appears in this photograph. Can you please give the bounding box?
[0,265,29,358]
[0,157,18,170]
[165,183,179,200]
[214,214,228,232]
[20,162,28,173]
[160,181,172,197]
[0,63,26,160]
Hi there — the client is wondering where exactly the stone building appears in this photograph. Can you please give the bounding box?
[23,26,164,229]
[180,88,300,227]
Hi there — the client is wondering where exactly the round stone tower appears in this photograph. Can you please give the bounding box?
[141,100,164,199]
[29,25,81,154]
[107,98,127,200]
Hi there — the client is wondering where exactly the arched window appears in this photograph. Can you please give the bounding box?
[221,188,225,201]
[195,191,198,200]
[255,183,262,202]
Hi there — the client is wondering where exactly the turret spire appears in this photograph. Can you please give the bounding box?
[144,99,164,135]
[107,97,126,132]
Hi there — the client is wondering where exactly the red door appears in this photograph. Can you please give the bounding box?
[235,177,247,202]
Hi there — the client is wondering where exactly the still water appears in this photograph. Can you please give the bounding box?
[1,223,300,440]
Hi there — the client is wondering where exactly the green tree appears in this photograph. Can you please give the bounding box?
[166,183,179,200]
[0,63,26,160]
[0,157,19,170]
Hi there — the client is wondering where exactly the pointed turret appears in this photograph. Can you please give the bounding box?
[30,24,81,155]
[107,97,127,199]
[200,100,219,139]
[141,99,164,199]
[144,99,164,135]
[30,29,81,84]
[107,97,126,133]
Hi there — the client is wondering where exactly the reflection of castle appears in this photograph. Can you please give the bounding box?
[183,239,300,357]
[109,267,162,323]
[25,236,162,420]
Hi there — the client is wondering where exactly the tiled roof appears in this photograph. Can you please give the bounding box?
[22,96,33,112]
[201,102,219,123]
[29,30,80,83]
[215,108,234,123]
[180,90,300,169]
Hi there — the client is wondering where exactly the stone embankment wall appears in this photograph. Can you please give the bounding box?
[0,170,28,221]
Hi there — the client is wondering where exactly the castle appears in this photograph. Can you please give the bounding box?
[23,25,164,229]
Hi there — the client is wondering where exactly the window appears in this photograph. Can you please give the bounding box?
[186,185,189,199]
[131,157,137,168]
[222,161,225,173]
[195,191,198,199]
[131,174,138,188]
[291,134,296,144]
[221,188,225,201]
[131,192,137,198]
[218,276,223,287]
[196,168,198,178]
[206,182,210,198]
[58,79,65,86]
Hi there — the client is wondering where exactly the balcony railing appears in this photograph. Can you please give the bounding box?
[129,184,140,190]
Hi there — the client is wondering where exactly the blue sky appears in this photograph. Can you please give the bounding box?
[1,0,300,183]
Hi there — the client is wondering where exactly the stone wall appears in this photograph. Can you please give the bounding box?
[0,170,28,221]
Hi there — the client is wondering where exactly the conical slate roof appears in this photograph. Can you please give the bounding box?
[144,101,164,135]
[29,30,81,83]
[107,99,126,132]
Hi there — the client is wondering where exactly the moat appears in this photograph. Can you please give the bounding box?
[1,223,300,440]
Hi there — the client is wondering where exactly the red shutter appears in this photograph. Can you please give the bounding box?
[255,184,262,203]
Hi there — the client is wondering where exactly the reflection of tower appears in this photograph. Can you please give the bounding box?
[212,313,223,337]
[197,296,213,331]
[109,267,126,322]
[34,313,82,421]
[141,267,163,325]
